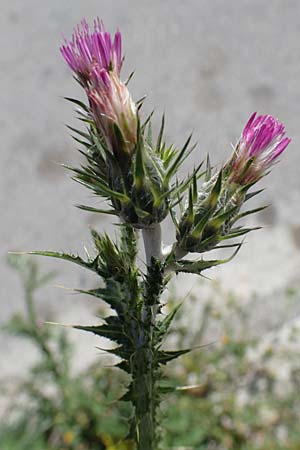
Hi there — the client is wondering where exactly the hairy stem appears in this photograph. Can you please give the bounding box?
[131,224,163,450]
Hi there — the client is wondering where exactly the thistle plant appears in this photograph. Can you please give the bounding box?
[29,18,290,450]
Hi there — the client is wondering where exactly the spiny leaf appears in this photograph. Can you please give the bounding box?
[170,194,184,210]
[115,360,131,374]
[245,188,265,202]
[142,111,154,135]
[70,135,91,148]
[209,204,240,228]
[28,251,98,273]
[67,125,91,141]
[76,204,117,215]
[75,321,130,347]
[64,97,89,112]
[136,95,147,107]
[74,288,123,314]
[205,154,212,181]
[191,207,213,239]
[164,134,193,185]
[172,243,242,275]
[162,144,177,169]
[90,229,116,256]
[191,170,223,238]
[125,71,135,85]
[220,226,261,240]
[187,185,194,223]
[192,172,198,202]
[157,348,191,365]
[156,161,203,206]
[239,177,265,196]
[155,302,183,343]
[170,161,205,200]
[156,114,165,153]
[233,205,268,223]
[215,242,243,250]
[157,384,177,394]
[71,167,130,202]
[134,138,145,189]
[208,169,222,208]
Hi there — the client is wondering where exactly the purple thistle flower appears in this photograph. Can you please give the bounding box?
[229,112,291,185]
[60,18,122,83]
[60,19,137,157]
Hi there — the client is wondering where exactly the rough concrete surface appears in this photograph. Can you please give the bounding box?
[1,0,300,409]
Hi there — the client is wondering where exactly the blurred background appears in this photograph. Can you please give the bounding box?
[1,1,300,449]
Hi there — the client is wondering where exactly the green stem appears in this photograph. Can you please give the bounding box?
[132,341,156,450]
[130,224,163,450]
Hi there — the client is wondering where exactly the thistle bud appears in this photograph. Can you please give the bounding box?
[176,170,228,253]
[175,113,291,255]
[60,19,137,159]
[60,19,174,228]
[227,112,291,186]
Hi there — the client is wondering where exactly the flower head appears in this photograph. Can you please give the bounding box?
[229,112,291,185]
[60,18,122,84]
[60,19,137,157]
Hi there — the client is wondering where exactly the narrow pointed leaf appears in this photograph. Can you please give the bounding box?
[172,243,242,275]
[134,140,145,189]
[157,348,191,365]
[76,204,117,215]
[74,288,123,313]
[221,226,261,240]
[156,302,183,343]
[208,169,223,208]
[234,205,268,223]
[28,251,98,273]
[192,172,198,202]
[209,204,240,228]
[165,134,193,185]
[205,154,212,181]
[67,125,91,141]
[64,97,89,112]
[156,114,165,153]
[75,322,130,347]
[245,189,265,202]
[125,71,135,85]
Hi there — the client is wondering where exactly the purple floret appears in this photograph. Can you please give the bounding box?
[229,112,291,185]
[60,18,122,81]
[241,113,290,162]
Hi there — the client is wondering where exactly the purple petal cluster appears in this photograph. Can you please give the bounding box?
[242,113,290,162]
[60,18,122,82]
[229,113,291,184]
[60,19,137,157]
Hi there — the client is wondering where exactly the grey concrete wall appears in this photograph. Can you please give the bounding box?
[1,0,300,383]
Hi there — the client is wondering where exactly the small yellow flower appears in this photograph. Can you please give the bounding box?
[221,334,230,345]
[63,431,75,445]
[101,434,116,449]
